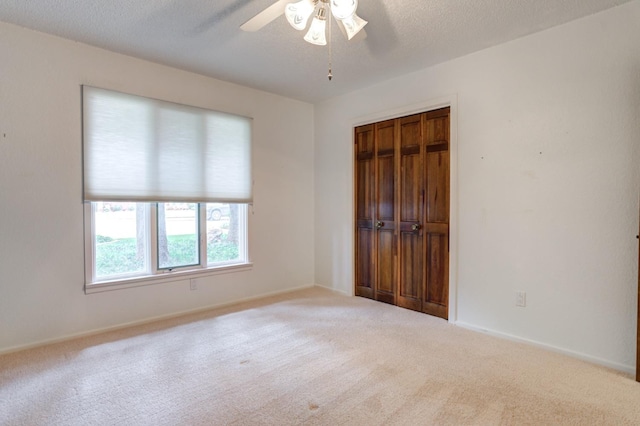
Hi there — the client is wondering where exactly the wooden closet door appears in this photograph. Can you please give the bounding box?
[422,108,450,319]
[374,119,397,305]
[397,114,425,311]
[354,107,450,320]
[355,125,375,298]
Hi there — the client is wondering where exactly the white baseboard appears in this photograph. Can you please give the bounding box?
[313,283,351,296]
[0,284,317,356]
[453,321,635,376]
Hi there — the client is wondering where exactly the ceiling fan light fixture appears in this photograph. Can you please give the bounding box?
[303,7,328,45]
[285,0,315,31]
[330,0,357,20]
[340,12,367,40]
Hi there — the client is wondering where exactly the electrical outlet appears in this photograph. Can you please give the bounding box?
[515,291,526,307]
[190,278,197,291]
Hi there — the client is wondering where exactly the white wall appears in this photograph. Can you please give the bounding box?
[0,22,315,352]
[314,1,640,372]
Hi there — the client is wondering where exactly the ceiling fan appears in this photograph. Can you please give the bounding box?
[240,0,368,46]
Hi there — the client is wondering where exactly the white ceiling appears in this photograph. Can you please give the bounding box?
[0,0,633,103]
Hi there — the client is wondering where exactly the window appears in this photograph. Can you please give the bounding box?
[89,202,248,282]
[83,87,252,291]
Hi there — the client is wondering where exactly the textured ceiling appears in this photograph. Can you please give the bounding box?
[0,0,634,103]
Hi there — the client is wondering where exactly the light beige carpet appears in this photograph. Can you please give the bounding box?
[1,287,639,425]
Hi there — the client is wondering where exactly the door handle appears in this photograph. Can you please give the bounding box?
[412,223,421,232]
[375,221,384,229]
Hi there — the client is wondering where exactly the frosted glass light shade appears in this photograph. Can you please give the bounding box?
[304,15,327,45]
[330,0,357,20]
[285,0,315,31]
[340,13,367,40]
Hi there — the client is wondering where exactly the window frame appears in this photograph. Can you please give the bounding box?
[84,202,252,294]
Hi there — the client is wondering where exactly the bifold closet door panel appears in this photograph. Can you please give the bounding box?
[355,125,375,298]
[397,114,424,312]
[423,108,450,319]
[374,120,397,305]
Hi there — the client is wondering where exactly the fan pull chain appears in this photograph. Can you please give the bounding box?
[328,3,333,81]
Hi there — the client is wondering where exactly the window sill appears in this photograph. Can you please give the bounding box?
[85,263,253,294]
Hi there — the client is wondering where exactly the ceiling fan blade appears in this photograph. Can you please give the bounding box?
[240,0,289,32]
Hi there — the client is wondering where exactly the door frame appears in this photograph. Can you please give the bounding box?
[351,94,459,322]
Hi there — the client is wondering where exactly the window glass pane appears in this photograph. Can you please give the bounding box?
[94,202,147,279]
[207,203,245,265]
[158,203,199,269]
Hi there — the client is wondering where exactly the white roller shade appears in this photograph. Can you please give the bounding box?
[82,86,252,203]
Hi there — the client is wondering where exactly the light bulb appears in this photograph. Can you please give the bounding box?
[340,12,367,40]
[284,0,315,31]
[330,0,357,20]
[304,8,327,45]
